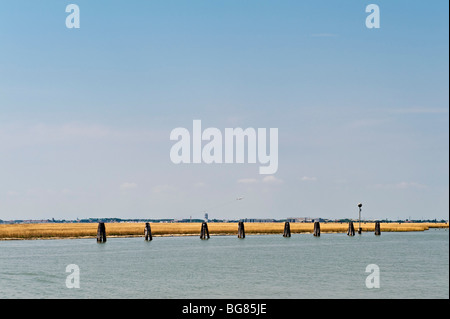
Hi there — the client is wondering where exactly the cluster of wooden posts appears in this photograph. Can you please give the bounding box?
[96,221,382,243]
[200,222,210,240]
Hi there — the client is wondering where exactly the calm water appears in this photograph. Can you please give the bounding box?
[0,229,448,299]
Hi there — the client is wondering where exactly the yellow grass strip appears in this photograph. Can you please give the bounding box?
[0,222,447,240]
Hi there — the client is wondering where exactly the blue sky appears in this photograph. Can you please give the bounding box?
[0,0,448,221]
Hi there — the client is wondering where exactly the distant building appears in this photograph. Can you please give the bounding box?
[204,213,209,222]
[287,217,323,223]
[242,218,276,223]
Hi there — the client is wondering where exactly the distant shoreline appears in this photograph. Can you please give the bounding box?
[0,222,447,241]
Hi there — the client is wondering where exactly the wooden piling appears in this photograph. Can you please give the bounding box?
[347,221,355,236]
[97,222,106,243]
[200,222,210,240]
[238,221,245,239]
[204,222,210,239]
[283,221,291,237]
[375,221,381,236]
[144,222,152,241]
[313,221,320,237]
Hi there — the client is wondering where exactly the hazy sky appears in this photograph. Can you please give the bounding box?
[0,0,448,221]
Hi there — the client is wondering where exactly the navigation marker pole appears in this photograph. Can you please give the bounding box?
[358,203,363,234]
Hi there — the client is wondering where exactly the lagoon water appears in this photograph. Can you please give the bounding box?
[0,229,448,299]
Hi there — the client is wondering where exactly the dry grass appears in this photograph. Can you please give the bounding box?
[0,222,447,240]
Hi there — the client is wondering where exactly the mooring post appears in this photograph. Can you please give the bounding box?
[200,222,210,240]
[375,221,381,236]
[97,222,106,243]
[283,221,291,237]
[200,222,204,239]
[238,221,245,239]
[347,221,355,236]
[205,222,210,239]
[144,222,152,241]
[313,221,320,237]
[237,222,240,238]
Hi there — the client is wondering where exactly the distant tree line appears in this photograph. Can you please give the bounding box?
[0,218,447,224]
